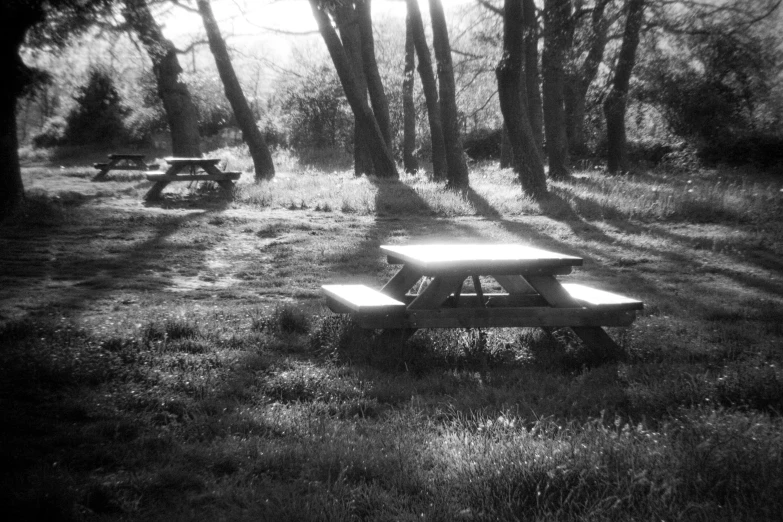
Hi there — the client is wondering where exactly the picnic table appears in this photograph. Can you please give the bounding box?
[322,244,643,355]
[93,153,159,181]
[144,157,241,201]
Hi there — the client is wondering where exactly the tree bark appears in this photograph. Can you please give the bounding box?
[522,0,544,155]
[356,0,392,149]
[310,1,397,179]
[196,0,274,180]
[406,0,446,181]
[402,12,418,174]
[564,0,609,156]
[333,4,373,176]
[124,0,200,158]
[428,0,470,189]
[604,0,644,174]
[0,2,48,217]
[542,0,571,180]
[496,0,548,198]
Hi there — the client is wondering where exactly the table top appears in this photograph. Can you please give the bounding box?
[381,244,582,273]
[109,153,145,159]
[164,157,221,165]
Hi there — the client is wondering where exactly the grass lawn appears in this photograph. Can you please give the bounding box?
[2,148,783,520]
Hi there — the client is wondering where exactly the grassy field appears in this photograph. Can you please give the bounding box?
[2,148,783,521]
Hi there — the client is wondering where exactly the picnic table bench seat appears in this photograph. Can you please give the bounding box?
[145,171,241,182]
[322,284,406,314]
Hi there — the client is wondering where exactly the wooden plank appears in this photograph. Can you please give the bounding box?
[93,163,109,169]
[407,275,466,310]
[380,265,422,300]
[493,274,537,294]
[353,308,636,329]
[164,157,221,165]
[109,153,145,159]
[146,173,240,182]
[381,244,582,274]
[561,283,643,311]
[322,285,406,313]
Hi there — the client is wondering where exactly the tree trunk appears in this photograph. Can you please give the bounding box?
[0,3,43,217]
[523,0,544,155]
[406,0,446,181]
[334,4,373,176]
[428,0,470,189]
[564,0,609,157]
[196,0,274,180]
[123,0,201,158]
[402,12,418,174]
[309,1,397,179]
[496,0,548,198]
[542,0,571,180]
[500,127,513,168]
[604,0,644,174]
[356,0,392,149]
[0,70,24,218]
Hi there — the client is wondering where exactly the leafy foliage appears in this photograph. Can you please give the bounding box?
[61,66,129,146]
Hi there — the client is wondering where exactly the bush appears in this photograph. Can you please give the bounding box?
[31,116,67,148]
[62,67,129,146]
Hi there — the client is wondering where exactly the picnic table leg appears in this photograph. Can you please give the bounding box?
[381,265,422,300]
[407,275,466,310]
[524,274,626,361]
[144,165,180,201]
[203,163,237,195]
[92,159,117,181]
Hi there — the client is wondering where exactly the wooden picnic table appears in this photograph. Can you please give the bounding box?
[322,243,643,356]
[93,153,159,181]
[144,157,241,201]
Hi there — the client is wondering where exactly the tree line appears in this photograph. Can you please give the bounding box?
[2,0,780,217]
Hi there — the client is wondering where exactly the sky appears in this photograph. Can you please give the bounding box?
[162,0,471,43]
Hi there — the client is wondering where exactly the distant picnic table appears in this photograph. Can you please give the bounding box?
[93,153,159,181]
[323,243,643,356]
[144,157,241,201]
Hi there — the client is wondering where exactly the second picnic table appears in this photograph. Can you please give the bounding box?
[144,157,241,201]
[323,244,643,356]
[93,153,159,181]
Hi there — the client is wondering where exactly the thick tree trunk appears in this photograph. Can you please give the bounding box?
[0,3,44,217]
[123,0,201,158]
[497,0,548,198]
[334,4,373,176]
[564,0,608,157]
[0,74,24,218]
[406,0,446,181]
[604,0,644,174]
[428,0,470,189]
[197,0,274,180]
[402,13,418,174]
[356,0,392,149]
[522,0,544,155]
[310,1,397,179]
[542,0,571,180]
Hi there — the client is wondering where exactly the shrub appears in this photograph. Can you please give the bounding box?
[31,116,67,148]
[62,66,129,146]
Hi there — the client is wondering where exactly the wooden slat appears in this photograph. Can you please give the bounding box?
[164,157,221,165]
[353,308,636,329]
[322,285,406,313]
[109,153,145,159]
[561,283,643,311]
[380,265,422,300]
[381,244,582,274]
[146,173,240,182]
[493,274,537,294]
[407,275,466,310]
